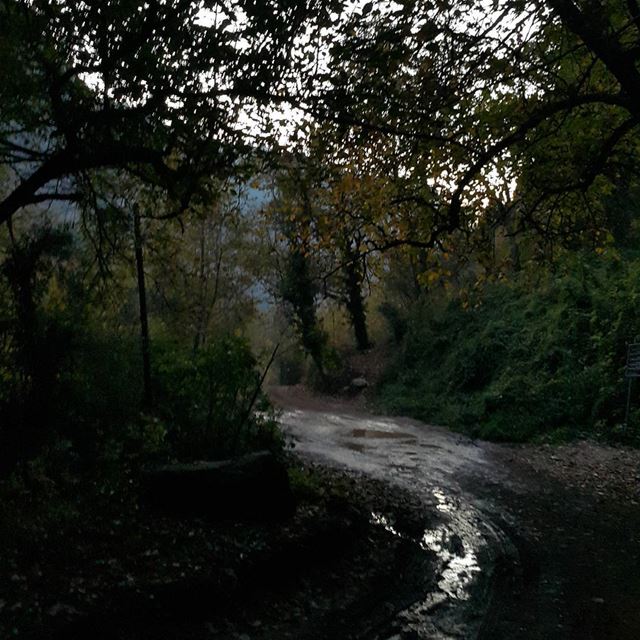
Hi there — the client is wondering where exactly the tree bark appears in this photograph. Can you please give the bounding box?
[343,255,371,352]
[133,204,152,409]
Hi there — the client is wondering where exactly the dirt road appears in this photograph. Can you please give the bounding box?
[272,388,640,639]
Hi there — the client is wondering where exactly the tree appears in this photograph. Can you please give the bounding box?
[144,182,260,350]
[6,0,640,257]
[312,166,380,352]
[0,226,74,474]
[0,0,343,228]
[132,203,151,408]
[267,164,330,378]
[338,226,371,352]
[279,247,329,379]
[307,0,640,254]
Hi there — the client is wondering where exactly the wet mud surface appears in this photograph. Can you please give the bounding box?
[275,398,640,639]
[470,452,640,640]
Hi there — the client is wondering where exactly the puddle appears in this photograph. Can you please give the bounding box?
[351,428,416,440]
[421,488,481,602]
[432,489,455,513]
[371,486,486,639]
[372,493,480,603]
[371,512,403,538]
[280,408,502,639]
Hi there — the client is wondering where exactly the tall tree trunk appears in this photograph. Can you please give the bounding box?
[133,205,152,409]
[282,249,327,380]
[343,256,370,352]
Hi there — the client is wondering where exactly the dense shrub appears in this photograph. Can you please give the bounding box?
[1,326,283,477]
[60,330,145,465]
[378,302,408,344]
[0,231,282,475]
[153,336,283,460]
[378,253,640,442]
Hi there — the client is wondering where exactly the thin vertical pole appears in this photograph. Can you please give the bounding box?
[625,377,633,430]
[133,204,152,409]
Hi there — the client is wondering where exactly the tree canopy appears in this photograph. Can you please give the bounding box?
[3,0,640,248]
[0,0,342,226]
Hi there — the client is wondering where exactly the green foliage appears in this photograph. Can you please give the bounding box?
[378,302,408,344]
[1,0,348,227]
[153,336,282,460]
[278,347,306,385]
[61,331,145,463]
[0,221,282,475]
[0,227,77,473]
[279,248,329,374]
[379,253,640,442]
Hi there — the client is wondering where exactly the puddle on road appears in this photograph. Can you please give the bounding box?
[371,491,479,602]
[371,486,485,639]
[432,489,455,514]
[420,489,481,601]
[343,436,415,456]
[351,428,416,440]
[371,512,402,537]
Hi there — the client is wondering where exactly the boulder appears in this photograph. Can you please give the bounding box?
[350,377,369,390]
[142,451,295,520]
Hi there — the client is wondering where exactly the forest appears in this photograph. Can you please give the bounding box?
[3,0,640,638]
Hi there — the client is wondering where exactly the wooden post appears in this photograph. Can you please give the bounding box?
[133,204,152,409]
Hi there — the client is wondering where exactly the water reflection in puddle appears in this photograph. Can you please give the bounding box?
[420,490,480,601]
[371,486,484,639]
[371,512,402,537]
[279,409,500,638]
[432,489,454,513]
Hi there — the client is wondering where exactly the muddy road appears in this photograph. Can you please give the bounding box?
[275,395,640,640]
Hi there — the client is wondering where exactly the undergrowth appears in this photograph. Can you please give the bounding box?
[378,252,640,443]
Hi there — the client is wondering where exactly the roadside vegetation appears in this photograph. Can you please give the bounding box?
[3,0,640,634]
[378,249,640,443]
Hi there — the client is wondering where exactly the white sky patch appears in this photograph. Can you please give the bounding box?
[79,70,104,91]
[194,6,216,27]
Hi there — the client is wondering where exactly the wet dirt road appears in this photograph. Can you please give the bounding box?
[277,404,640,640]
